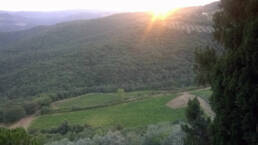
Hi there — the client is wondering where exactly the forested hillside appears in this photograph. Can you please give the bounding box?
[0,3,219,107]
[0,10,113,32]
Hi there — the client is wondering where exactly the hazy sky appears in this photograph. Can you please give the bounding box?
[1,0,218,12]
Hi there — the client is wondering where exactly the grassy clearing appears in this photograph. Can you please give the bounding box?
[51,90,161,111]
[190,88,212,103]
[30,93,185,130]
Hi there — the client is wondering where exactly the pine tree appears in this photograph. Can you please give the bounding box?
[182,98,211,145]
[206,0,258,145]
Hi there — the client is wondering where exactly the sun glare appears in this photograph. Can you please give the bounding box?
[150,8,178,21]
[151,10,171,20]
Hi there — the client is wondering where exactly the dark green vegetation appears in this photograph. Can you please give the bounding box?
[0,3,220,123]
[194,47,217,85]
[44,122,185,145]
[181,98,211,145]
[0,14,209,100]
[30,91,185,130]
[1,0,257,145]
[1,105,26,123]
[0,128,40,145]
[41,121,85,135]
[193,0,258,145]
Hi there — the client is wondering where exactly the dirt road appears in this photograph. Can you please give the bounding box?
[166,92,215,118]
[9,114,37,130]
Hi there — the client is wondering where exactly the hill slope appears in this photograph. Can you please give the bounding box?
[0,10,114,32]
[0,3,219,103]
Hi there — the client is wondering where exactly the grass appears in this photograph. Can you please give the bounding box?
[51,90,161,111]
[190,88,212,103]
[30,93,185,130]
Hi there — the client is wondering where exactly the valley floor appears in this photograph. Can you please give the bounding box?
[7,88,212,130]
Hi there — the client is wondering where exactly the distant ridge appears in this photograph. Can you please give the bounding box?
[0,2,220,102]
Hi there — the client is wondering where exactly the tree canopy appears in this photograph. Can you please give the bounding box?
[195,0,258,145]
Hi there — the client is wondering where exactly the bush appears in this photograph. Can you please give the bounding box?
[142,125,168,145]
[42,121,84,135]
[181,98,211,145]
[36,95,52,107]
[45,122,185,145]
[23,101,40,115]
[3,105,26,123]
[40,106,51,115]
[0,110,3,122]
[0,128,40,145]
[163,125,184,145]
[46,131,125,145]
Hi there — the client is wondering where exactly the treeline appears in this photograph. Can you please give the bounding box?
[0,95,52,123]
[0,12,217,118]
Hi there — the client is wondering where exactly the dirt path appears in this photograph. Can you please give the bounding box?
[166,92,215,118]
[9,114,37,130]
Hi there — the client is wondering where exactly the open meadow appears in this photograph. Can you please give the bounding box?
[30,91,186,130]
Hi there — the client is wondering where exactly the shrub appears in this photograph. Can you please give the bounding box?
[42,121,84,135]
[92,131,126,145]
[36,95,52,107]
[3,105,26,123]
[45,122,185,145]
[40,106,51,115]
[0,128,40,145]
[163,125,184,145]
[0,110,3,122]
[181,98,211,145]
[142,125,168,145]
[23,101,40,115]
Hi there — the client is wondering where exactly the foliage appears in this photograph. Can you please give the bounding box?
[0,110,3,122]
[142,125,170,145]
[35,95,53,106]
[181,98,211,145]
[46,122,185,145]
[42,121,84,135]
[40,106,51,115]
[2,105,26,123]
[194,0,258,145]
[0,128,40,145]
[0,10,219,108]
[23,101,40,115]
[163,124,184,145]
[193,47,217,85]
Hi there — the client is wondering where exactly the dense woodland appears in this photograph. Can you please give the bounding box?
[1,1,257,145]
[0,3,220,123]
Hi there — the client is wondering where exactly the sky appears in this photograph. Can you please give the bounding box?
[0,0,218,12]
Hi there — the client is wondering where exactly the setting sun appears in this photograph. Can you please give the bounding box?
[151,10,171,20]
[150,8,179,20]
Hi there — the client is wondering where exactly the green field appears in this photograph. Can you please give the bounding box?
[51,90,162,111]
[190,88,212,103]
[30,93,185,130]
